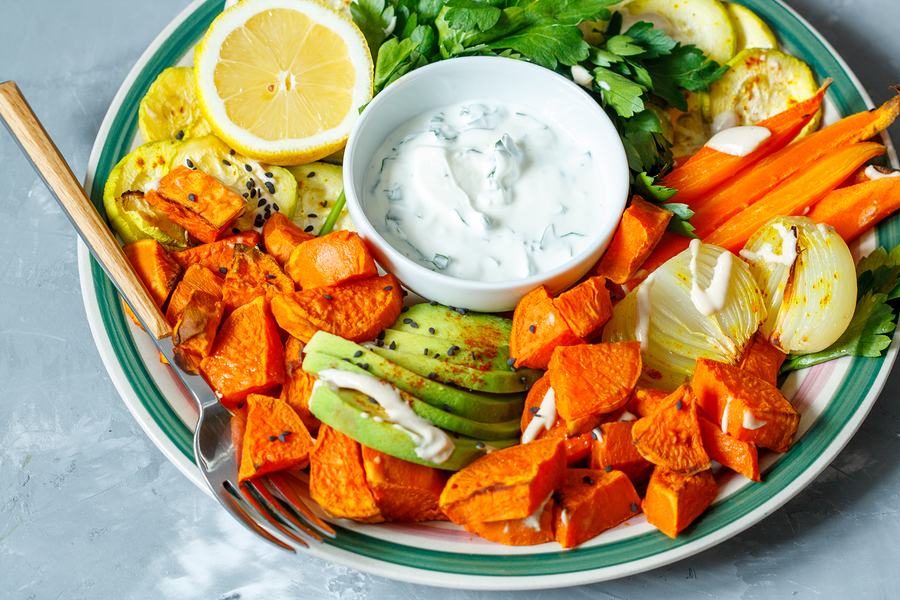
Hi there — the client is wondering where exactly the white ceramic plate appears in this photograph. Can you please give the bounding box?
[79,0,899,589]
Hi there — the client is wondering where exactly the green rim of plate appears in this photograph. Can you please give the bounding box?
[87,0,898,578]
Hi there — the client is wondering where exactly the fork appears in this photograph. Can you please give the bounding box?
[0,80,335,552]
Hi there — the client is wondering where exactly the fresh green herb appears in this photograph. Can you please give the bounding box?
[780,244,900,373]
[318,190,346,237]
[632,171,696,238]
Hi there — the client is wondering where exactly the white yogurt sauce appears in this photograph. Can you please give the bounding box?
[865,165,900,180]
[521,386,558,445]
[742,412,768,430]
[635,273,655,352]
[689,240,733,317]
[364,101,604,282]
[315,368,455,464]
[705,125,771,156]
[739,222,797,267]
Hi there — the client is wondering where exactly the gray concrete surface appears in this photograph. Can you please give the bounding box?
[2,0,900,598]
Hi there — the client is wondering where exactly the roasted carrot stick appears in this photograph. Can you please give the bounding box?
[661,82,830,207]
[704,142,886,253]
[692,94,900,238]
[807,174,900,243]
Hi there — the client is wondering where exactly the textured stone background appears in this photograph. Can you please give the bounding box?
[2,0,899,598]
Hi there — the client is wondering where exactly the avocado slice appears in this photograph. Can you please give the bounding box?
[375,328,513,372]
[308,381,518,471]
[303,332,524,423]
[389,304,512,350]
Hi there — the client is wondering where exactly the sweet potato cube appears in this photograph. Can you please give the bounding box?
[625,386,670,418]
[279,336,320,434]
[145,165,245,243]
[171,231,260,273]
[238,394,313,481]
[595,196,673,284]
[285,229,377,290]
[221,243,294,312]
[261,212,314,265]
[589,421,654,488]
[548,341,642,436]
[123,238,184,307]
[361,446,448,522]
[309,425,383,523]
[643,466,718,538]
[553,276,612,339]
[464,498,556,546]
[270,274,404,343]
[697,412,761,482]
[520,375,592,466]
[165,264,224,325]
[692,358,799,453]
[739,332,786,387]
[553,469,642,548]
[631,385,711,476]
[439,437,566,525]
[510,286,584,370]
[172,290,225,374]
[199,296,285,409]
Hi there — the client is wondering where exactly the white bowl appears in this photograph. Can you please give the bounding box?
[343,56,629,313]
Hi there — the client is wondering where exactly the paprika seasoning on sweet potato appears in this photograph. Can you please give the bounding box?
[145,165,245,243]
[642,465,718,539]
[439,437,566,525]
[279,336,320,434]
[199,295,285,409]
[271,274,404,343]
[361,446,448,522]
[171,231,260,273]
[221,243,294,312]
[172,290,225,374]
[309,424,383,523]
[547,341,642,436]
[553,468,642,548]
[261,212,314,266]
[595,196,673,285]
[285,229,377,290]
[238,393,313,481]
[691,357,799,453]
[464,498,556,546]
[631,384,711,476]
[123,238,184,308]
[165,264,224,325]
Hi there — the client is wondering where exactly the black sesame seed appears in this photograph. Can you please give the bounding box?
[254,215,265,228]
[304,225,314,232]
[453,432,460,439]
[403,318,412,324]
[246,181,254,191]
[606,465,613,472]
[368,397,377,404]
[442,403,451,413]
[383,285,393,291]
[229,149,236,156]
[323,294,333,300]
[427,372,438,380]
[277,434,286,442]
[591,430,599,440]
[257,243,264,252]
[237,401,245,409]
[308,213,318,218]
[257,198,266,208]
[507,357,516,366]
[218,267,228,274]
[424,349,429,355]
[272,204,279,211]
[410,322,419,329]
[456,307,468,316]
[583,476,594,485]
[676,400,684,410]
[429,327,436,335]
[362,363,369,370]
[266,274,275,279]
[188,193,196,202]
[342,357,352,363]
[375,339,384,347]
[475,441,485,449]
[353,350,363,358]
[429,300,438,306]
[242,193,249,198]
[520,376,526,383]
[433,354,439,359]
[282,430,291,436]
[265,171,273,178]
[248,178,255,188]
[322,201,328,208]
[222,159,231,166]
[529,406,539,414]
[175,130,184,140]
[377,331,386,340]
[631,502,638,512]
[250,188,257,199]
[185,158,194,168]
[268,435,277,442]
[401,306,409,313]
[265,182,276,194]
[389,341,396,350]
[244,164,252,172]
[307,171,315,178]
[232,228,241,235]
[470,351,476,361]
[529,325,536,333]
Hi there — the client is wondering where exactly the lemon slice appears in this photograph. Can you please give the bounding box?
[194,0,373,166]
[725,2,777,52]
[139,67,205,142]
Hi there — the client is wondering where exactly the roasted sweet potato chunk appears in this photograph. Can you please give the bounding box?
[553,276,613,340]
[145,165,245,243]
[171,231,260,273]
[165,264,224,325]
[238,394,313,481]
[172,290,225,374]
[520,375,592,466]
[692,357,799,453]
[361,446,448,522]
[221,243,294,312]
[510,285,584,370]
[642,466,718,538]
[309,425,383,523]
[595,195,673,284]
[285,229,377,290]
[553,469,642,548]
[270,274,404,343]
[548,341,642,436]
[262,212,314,266]
[739,332,786,387]
[199,296,285,409]
[631,385,711,476]
[439,437,566,525]
[589,421,654,488]
[464,498,556,546]
[123,238,184,308]
[696,411,761,482]
[625,386,670,418]
[279,336,320,434]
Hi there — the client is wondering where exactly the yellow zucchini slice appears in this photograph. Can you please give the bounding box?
[725,2,777,52]
[622,0,736,65]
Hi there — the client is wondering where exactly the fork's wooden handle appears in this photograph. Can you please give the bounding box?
[0,81,172,339]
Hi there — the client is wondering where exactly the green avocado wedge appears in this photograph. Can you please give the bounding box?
[308,381,519,471]
[375,328,520,373]
[389,303,512,350]
[303,332,525,423]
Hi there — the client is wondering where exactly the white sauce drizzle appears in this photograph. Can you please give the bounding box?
[865,165,900,180]
[560,509,570,527]
[742,412,768,430]
[711,110,738,134]
[689,239,734,317]
[705,125,771,157]
[315,369,455,464]
[618,410,637,423]
[739,222,797,267]
[635,273,655,352]
[521,386,557,445]
[521,494,553,531]
[816,222,834,235]
[360,412,370,419]
[144,178,161,192]
[721,397,733,432]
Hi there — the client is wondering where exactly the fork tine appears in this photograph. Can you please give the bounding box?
[218,481,296,552]
[267,472,337,538]
[235,480,312,549]
[248,479,323,543]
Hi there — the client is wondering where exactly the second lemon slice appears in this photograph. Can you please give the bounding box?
[194,0,373,166]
